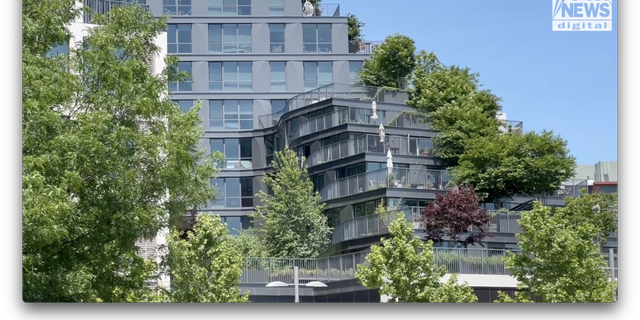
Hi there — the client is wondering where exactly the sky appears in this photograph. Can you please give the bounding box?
[337,0,617,165]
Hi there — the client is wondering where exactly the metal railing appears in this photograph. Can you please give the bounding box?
[82,0,148,24]
[306,134,434,167]
[258,83,408,128]
[349,40,383,54]
[320,168,451,202]
[309,3,340,17]
[241,248,619,284]
[501,120,523,134]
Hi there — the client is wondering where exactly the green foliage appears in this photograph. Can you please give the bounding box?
[22,1,218,302]
[347,13,365,43]
[356,216,477,303]
[253,149,331,258]
[165,214,249,303]
[496,196,617,303]
[226,228,268,258]
[452,131,576,207]
[358,33,417,89]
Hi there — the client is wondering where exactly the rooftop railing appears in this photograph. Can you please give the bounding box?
[82,0,148,24]
[348,40,383,54]
[307,134,435,167]
[500,120,524,134]
[308,3,340,17]
[258,83,408,129]
[319,168,451,202]
[241,248,618,284]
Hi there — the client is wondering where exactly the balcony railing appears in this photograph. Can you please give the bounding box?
[320,168,451,202]
[258,83,408,129]
[82,0,148,24]
[500,120,524,134]
[332,206,424,244]
[306,3,340,17]
[348,40,383,54]
[241,248,618,284]
[307,134,435,167]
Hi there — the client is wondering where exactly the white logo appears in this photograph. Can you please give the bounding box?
[552,0,612,31]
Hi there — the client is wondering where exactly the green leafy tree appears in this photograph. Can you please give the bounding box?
[302,0,322,15]
[452,131,576,208]
[356,216,477,303]
[347,13,365,43]
[253,149,331,258]
[358,33,417,89]
[226,228,268,258]
[22,1,216,302]
[164,214,249,303]
[496,195,617,303]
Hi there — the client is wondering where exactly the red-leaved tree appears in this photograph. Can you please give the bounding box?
[420,186,493,247]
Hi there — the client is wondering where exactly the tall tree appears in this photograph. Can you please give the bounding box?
[347,13,365,43]
[164,214,250,303]
[358,33,417,89]
[356,216,478,303]
[496,195,618,303]
[226,228,268,258]
[420,186,493,247]
[452,130,576,208]
[253,149,331,258]
[22,1,217,302]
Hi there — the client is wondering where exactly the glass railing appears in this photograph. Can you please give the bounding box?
[258,83,408,129]
[348,40,383,54]
[312,3,341,16]
[290,107,430,142]
[331,206,424,244]
[500,120,524,134]
[320,168,451,202]
[306,134,435,167]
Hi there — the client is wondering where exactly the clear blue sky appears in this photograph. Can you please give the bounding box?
[338,0,617,165]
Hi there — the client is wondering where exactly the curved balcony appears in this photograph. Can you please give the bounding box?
[307,134,435,167]
[258,83,408,129]
[332,206,424,244]
[319,168,451,202]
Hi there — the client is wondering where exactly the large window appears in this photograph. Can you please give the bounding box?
[271,99,287,114]
[269,24,285,53]
[303,62,332,91]
[167,24,192,54]
[176,100,193,112]
[163,0,191,16]
[302,24,332,53]
[270,62,286,92]
[349,61,364,84]
[269,0,284,15]
[168,62,192,92]
[208,24,252,53]
[210,138,253,169]
[208,0,251,15]
[209,100,253,130]
[210,177,253,208]
[209,62,252,91]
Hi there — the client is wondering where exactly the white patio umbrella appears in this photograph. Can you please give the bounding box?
[386,149,393,176]
[378,123,385,142]
[371,101,378,121]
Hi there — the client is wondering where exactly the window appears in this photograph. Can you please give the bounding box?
[163,0,191,16]
[208,24,252,53]
[265,135,274,165]
[270,62,286,92]
[209,62,252,91]
[349,61,363,84]
[271,99,287,114]
[176,100,193,112]
[269,24,285,53]
[208,0,251,15]
[210,178,252,208]
[303,62,332,91]
[168,62,192,92]
[302,24,332,53]
[209,100,253,130]
[269,0,284,15]
[210,138,253,169]
[46,41,69,57]
[221,216,253,235]
[167,24,192,54]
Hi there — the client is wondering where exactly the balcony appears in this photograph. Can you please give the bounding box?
[500,120,523,134]
[319,168,451,202]
[258,83,408,129]
[82,0,148,24]
[349,40,383,54]
[302,3,340,17]
[307,134,435,167]
[241,249,618,284]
